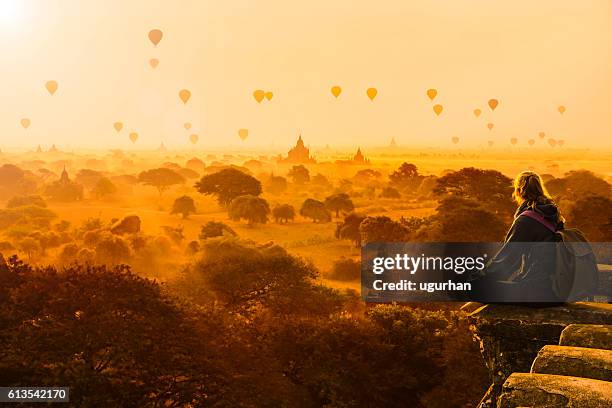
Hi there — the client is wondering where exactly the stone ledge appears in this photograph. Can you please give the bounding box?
[498,373,612,408]
[469,303,612,407]
[531,345,612,382]
[559,324,612,350]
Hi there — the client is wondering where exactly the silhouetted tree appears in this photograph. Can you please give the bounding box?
[138,168,185,196]
[389,162,423,191]
[359,216,409,243]
[6,195,47,208]
[324,193,354,218]
[265,175,288,195]
[335,213,366,247]
[434,167,514,218]
[199,221,237,240]
[171,195,197,219]
[566,195,612,241]
[545,170,611,202]
[353,169,381,184]
[228,195,270,226]
[272,204,295,224]
[195,168,262,206]
[429,197,507,241]
[300,199,331,223]
[92,177,117,199]
[380,186,401,199]
[287,165,310,184]
[328,257,360,281]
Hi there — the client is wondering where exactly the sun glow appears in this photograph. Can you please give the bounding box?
[0,0,23,28]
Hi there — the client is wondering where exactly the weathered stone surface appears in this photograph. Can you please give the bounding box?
[110,214,141,235]
[498,373,612,407]
[531,345,612,382]
[469,303,612,407]
[560,324,612,350]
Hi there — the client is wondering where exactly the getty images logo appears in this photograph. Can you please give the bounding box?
[371,253,488,275]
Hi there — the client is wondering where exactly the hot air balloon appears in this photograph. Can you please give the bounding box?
[331,86,342,98]
[149,58,159,68]
[20,118,31,129]
[265,91,273,101]
[45,80,58,95]
[190,134,199,144]
[488,99,499,111]
[433,104,443,116]
[366,88,377,101]
[548,139,557,147]
[238,129,248,141]
[473,109,482,118]
[184,122,192,130]
[426,89,437,101]
[557,139,565,147]
[148,29,163,46]
[510,137,518,145]
[528,139,535,146]
[179,89,191,104]
[487,123,494,131]
[253,90,265,103]
[113,122,123,132]
[558,105,566,115]
[488,141,494,147]
[538,132,546,139]
[451,136,459,144]
[129,132,138,143]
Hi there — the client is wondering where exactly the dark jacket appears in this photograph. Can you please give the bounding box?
[482,200,564,300]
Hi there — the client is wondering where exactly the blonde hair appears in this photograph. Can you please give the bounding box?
[512,171,552,205]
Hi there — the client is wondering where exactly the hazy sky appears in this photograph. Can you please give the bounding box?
[0,0,611,149]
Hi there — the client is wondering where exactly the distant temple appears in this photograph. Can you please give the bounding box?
[389,138,397,148]
[158,142,167,152]
[335,147,370,165]
[279,135,316,164]
[352,148,370,164]
[45,167,83,201]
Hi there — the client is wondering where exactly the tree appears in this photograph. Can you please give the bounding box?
[199,221,237,240]
[265,175,288,195]
[186,239,342,315]
[195,168,262,207]
[380,186,401,199]
[17,237,39,260]
[287,165,310,184]
[389,162,423,191]
[566,195,612,241]
[429,197,507,242]
[545,170,611,202]
[359,216,409,243]
[171,195,197,219]
[328,257,360,281]
[335,213,366,247]
[311,173,331,187]
[272,204,295,224]
[94,232,132,265]
[0,259,226,407]
[75,169,104,189]
[138,168,185,196]
[353,169,381,184]
[6,195,47,208]
[228,195,270,226]
[324,193,355,218]
[91,177,117,199]
[300,199,331,223]
[433,167,514,218]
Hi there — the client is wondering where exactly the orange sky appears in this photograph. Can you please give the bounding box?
[0,0,611,149]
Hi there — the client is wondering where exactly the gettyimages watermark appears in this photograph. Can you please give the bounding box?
[361,242,612,303]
